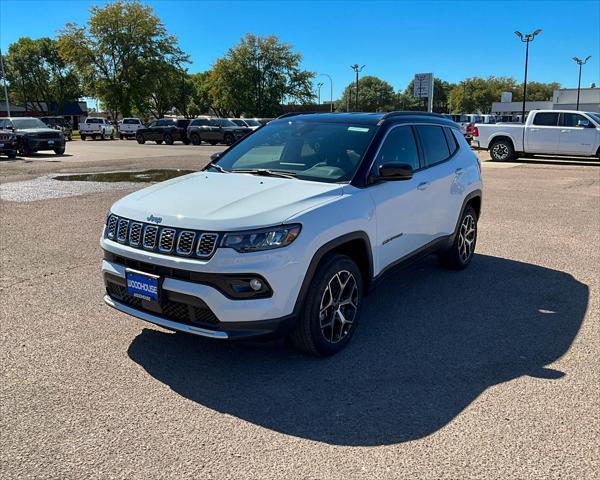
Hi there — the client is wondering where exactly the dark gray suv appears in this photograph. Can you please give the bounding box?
[187,117,251,145]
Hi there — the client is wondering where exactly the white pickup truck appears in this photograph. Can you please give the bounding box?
[79,117,115,141]
[473,110,600,161]
[118,118,144,139]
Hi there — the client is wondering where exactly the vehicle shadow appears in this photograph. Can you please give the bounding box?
[503,155,599,167]
[127,254,588,446]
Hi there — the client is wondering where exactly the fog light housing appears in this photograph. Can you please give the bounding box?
[249,279,262,291]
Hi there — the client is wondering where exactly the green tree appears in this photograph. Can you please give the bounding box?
[58,0,188,119]
[449,76,518,113]
[513,81,560,101]
[187,72,212,116]
[335,76,395,112]
[207,33,314,117]
[3,37,82,113]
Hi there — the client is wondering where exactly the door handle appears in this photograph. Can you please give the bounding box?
[561,130,570,133]
[417,182,430,191]
[530,128,539,132]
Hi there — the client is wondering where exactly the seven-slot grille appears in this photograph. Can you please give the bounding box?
[106,214,219,259]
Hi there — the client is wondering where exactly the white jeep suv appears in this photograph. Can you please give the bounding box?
[102,112,483,356]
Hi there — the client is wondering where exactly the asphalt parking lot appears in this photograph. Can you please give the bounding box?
[1,141,599,479]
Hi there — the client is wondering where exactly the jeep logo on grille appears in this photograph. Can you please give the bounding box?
[146,214,163,224]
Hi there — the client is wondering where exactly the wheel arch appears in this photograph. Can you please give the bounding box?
[489,134,516,151]
[292,232,374,316]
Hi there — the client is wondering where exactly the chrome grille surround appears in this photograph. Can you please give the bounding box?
[158,228,176,253]
[106,214,220,259]
[197,233,219,258]
[107,215,118,239]
[176,231,196,256]
[129,222,143,247]
[143,225,159,250]
[116,218,130,243]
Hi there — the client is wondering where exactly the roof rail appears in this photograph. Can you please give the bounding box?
[382,111,444,119]
[276,111,323,119]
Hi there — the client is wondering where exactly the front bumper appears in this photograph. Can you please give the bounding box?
[0,142,17,154]
[26,138,64,151]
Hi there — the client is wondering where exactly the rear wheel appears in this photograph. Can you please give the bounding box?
[156,139,163,145]
[224,133,234,145]
[190,133,201,145]
[110,131,114,140]
[439,205,478,270]
[119,134,123,140]
[288,254,363,356]
[490,139,514,161]
[81,134,86,141]
[164,133,174,145]
[209,141,217,146]
[136,134,145,144]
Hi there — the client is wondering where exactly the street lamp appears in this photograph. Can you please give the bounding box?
[515,29,541,123]
[316,82,324,105]
[572,55,592,109]
[350,64,365,112]
[317,73,333,112]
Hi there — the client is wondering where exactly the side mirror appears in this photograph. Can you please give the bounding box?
[577,119,590,127]
[210,152,223,162]
[377,163,413,181]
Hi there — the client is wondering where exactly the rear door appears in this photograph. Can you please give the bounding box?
[558,112,598,156]
[525,112,560,154]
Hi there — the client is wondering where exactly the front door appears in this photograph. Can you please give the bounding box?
[558,112,599,156]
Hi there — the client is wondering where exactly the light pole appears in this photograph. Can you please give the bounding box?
[0,48,10,116]
[316,82,324,105]
[350,64,365,112]
[318,73,333,112]
[572,56,591,109]
[515,29,541,123]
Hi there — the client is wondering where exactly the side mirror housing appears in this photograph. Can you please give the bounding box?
[377,163,413,181]
[210,152,223,162]
[577,119,590,127]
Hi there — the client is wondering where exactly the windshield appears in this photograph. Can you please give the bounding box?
[231,119,246,126]
[11,118,48,129]
[217,119,237,127]
[585,112,600,124]
[244,119,261,126]
[214,121,377,183]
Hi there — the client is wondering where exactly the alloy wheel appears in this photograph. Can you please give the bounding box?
[319,270,359,344]
[458,214,476,262]
[492,143,509,160]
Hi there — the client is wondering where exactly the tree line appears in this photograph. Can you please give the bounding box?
[1,0,560,120]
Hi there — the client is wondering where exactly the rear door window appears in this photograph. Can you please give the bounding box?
[415,125,451,167]
[532,112,559,126]
[560,113,588,127]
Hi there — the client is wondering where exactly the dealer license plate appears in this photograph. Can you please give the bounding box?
[125,269,160,302]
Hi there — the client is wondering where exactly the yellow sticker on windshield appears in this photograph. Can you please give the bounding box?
[348,126,370,132]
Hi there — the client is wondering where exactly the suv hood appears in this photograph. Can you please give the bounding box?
[111,171,343,231]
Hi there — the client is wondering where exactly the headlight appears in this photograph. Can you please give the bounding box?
[222,224,301,253]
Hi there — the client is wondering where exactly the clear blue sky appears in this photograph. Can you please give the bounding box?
[1,0,599,100]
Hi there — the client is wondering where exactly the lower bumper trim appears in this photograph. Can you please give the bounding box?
[104,294,229,339]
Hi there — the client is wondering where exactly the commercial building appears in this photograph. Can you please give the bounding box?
[0,101,89,129]
[491,87,600,115]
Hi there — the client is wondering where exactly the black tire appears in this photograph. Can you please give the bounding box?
[209,141,217,146]
[136,134,145,144]
[164,133,174,145]
[18,142,33,157]
[288,254,363,356]
[224,133,234,145]
[190,133,201,145]
[439,205,478,270]
[92,134,97,140]
[7,150,17,159]
[182,138,191,145]
[156,139,163,145]
[119,134,123,140]
[489,138,515,161]
[110,131,114,140]
[81,134,86,141]
[54,147,65,155]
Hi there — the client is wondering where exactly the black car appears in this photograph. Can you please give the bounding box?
[0,117,65,156]
[187,117,251,145]
[135,118,191,145]
[0,128,18,158]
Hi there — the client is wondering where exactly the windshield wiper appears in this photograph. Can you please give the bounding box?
[230,169,298,179]
[206,163,230,173]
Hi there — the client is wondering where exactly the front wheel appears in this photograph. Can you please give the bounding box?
[80,134,86,141]
[110,131,114,140]
[288,254,363,356]
[7,150,17,159]
[164,133,174,145]
[190,133,201,145]
[224,133,234,145]
[439,205,478,270]
[54,146,65,155]
[92,134,97,140]
[119,134,123,140]
[136,134,145,144]
[490,139,514,161]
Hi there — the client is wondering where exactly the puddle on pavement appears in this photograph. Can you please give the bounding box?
[54,169,195,183]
